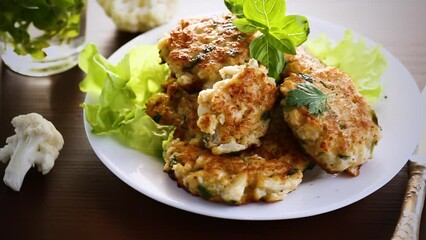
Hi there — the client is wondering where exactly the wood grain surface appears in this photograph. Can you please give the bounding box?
[0,0,425,239]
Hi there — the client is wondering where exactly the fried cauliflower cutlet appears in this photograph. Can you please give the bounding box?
[145,79,202,145]
[150,12,383,206]
[197,59,277,155]
[283,46,325,75]
[160,103,312,205]
[158,13,253,92]
[164,139,304,205]
[244,105,313,172]
[280,66,381,176]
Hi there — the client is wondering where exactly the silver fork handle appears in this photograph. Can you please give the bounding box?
[392,159,426,240]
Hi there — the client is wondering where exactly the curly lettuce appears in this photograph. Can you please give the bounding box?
[79,43,174,158]
[306,30,387,103]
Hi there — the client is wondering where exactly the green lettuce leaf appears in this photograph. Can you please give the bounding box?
[305,30,387,103]
[79,43,174,158]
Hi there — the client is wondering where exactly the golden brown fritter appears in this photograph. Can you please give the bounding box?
[197,60,277,155]
[145,79,202,145]
[283,46,325,76]
[161,104,312,205]
[244,105,313,172]
[158,13,253,92]
[280,66,381,176]
[163,139,304,205]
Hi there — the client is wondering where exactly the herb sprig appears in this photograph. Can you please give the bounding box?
[225,0,309,80]
[0,0,85,59]
[285,82,329,116]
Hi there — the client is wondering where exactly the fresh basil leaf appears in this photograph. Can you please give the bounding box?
[271,15,310,47]
[250,34,285,80]
[243,0,286,27]
[228,0,309,80]
[267,32,296,55]
[232,18,258,34]
[224,0,244,18]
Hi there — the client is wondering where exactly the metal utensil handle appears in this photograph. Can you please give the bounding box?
[392,160,426,240]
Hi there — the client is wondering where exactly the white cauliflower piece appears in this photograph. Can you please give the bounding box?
[97,0,178,32]
[0,113,64,191]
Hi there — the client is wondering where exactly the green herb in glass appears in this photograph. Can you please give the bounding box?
[0,0,85,60]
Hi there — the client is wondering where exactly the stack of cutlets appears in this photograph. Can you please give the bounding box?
[146,13,381,205]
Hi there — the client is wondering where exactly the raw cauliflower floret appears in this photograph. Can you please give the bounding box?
[0,113,64,191]
[97,0,177,32]
[197,59,277,155]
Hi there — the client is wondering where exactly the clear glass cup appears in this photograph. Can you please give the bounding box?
[0,1,87,77]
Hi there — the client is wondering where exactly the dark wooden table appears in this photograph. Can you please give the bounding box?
[1,1,425,239]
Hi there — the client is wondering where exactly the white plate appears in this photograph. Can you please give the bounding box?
[83,16,424,220]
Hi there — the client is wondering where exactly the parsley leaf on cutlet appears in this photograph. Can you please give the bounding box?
[285,82,329,116]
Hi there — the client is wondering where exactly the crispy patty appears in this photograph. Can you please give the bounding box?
[158,13,253,92]
[244,105,313,172]
[145,79,202,145]
[162,105,312,205]
[164,139,305,205]
[280,50,381,176]
[283,47,325,76]
[197,59,277,155]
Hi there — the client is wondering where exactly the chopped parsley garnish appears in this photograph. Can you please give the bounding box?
[285,82,329,116]
[303,161,316,172]
[261,110,271,121]
[198,185,213,199]
[287,168,298,176]
[338,154,350,160]
[299,73,313,82]
[168,155,179,169]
